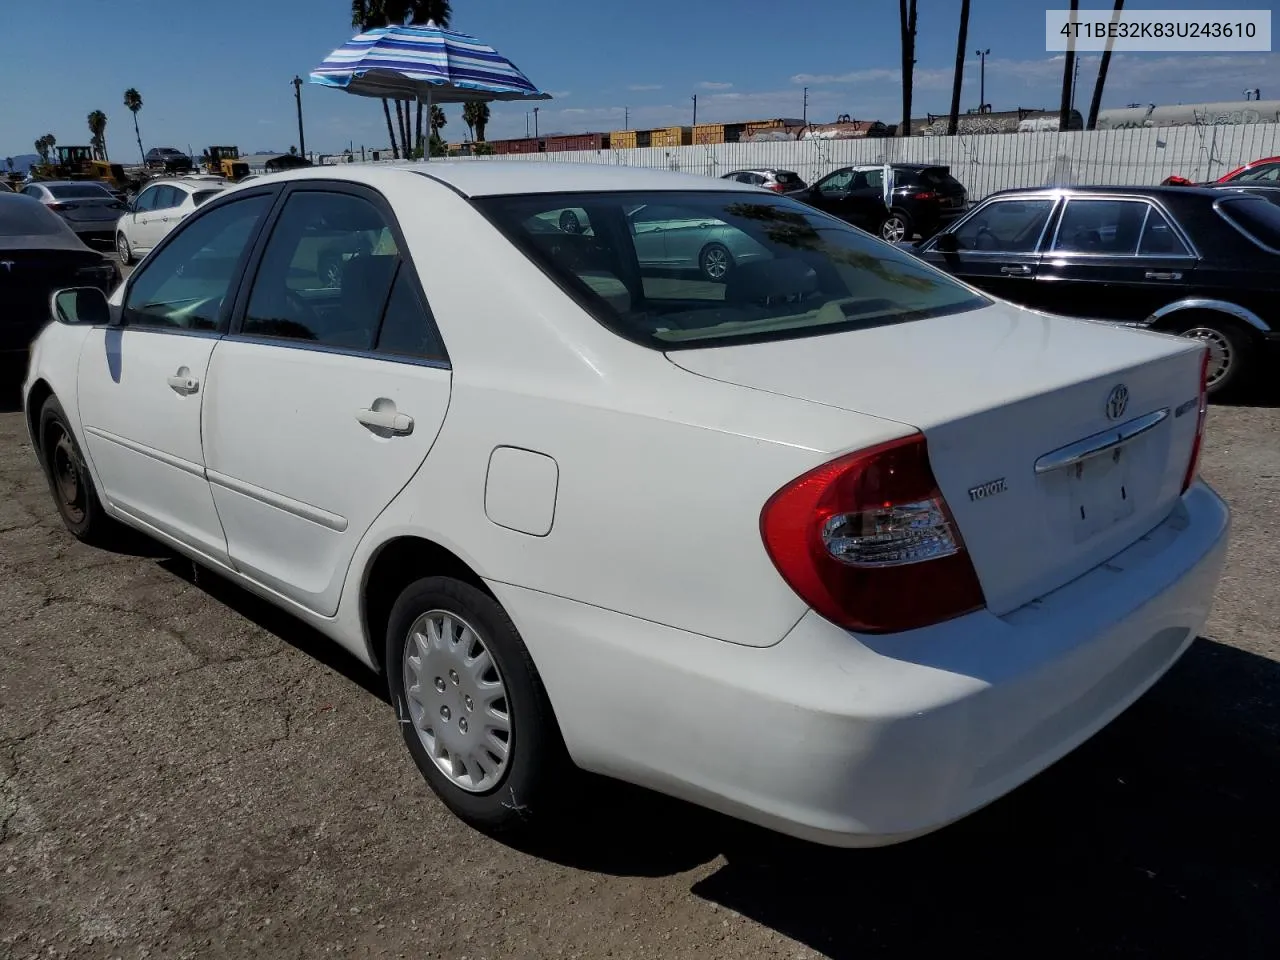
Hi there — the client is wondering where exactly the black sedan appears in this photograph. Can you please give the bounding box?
[144,147,194,174]
[0,194,120,365]
[902,184,1280,396]
[799,163,968,242]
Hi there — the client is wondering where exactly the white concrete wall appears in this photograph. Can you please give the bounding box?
[412,123,1280,201]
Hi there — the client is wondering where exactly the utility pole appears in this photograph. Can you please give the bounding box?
[976,48,990,112]
[533,107,539,138]
[624,106,629,130]
[525,113,530,138]
[803,87,809,126]
[692,94,697,126]
[291,75,306,160]
[1070,56,1081,113]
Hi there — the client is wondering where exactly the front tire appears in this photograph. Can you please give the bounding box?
[38,396,119,545]
[386,577,565,834]
[1168,313,1256,398]
[115,230,134,265]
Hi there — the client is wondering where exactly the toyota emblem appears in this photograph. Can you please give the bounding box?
[1105,384,1129,421]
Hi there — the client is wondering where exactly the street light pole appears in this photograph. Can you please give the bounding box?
[803,86,809,126]
[624,106,629,130]
[291,75,306,159]
[975,48,990,112]
[692,94,697,126]
[533,107,539,138]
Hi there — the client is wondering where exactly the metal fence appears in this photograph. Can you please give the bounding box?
[418,123,1280,200]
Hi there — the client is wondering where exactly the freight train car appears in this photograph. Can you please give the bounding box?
[1095,100,1280,130]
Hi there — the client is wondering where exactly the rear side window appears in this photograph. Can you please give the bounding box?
[375,266,447,362]
[1216,195,1280,252]
[1051,199,1148,255]
[193,190,221,207]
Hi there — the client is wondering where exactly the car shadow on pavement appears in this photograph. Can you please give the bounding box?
[518,638,1280,958]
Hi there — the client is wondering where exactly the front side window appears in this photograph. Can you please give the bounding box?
[949,198,1056,253]
[1231,163,1280,183]
[477,190,988,349]
[241,190,400,350]
[816,170,853,196]
[134,187,160,212]
[860,169,884,191]
[123,194,270,330]
[1051,199,1148,255]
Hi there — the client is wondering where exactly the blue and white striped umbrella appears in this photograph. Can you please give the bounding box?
[310,22,551,105]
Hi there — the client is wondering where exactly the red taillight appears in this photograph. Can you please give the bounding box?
[766,182,786,192]
[1181,347,1210,494]
[760,433,986,634]
[911,190,938,200]
[47,202,72,211]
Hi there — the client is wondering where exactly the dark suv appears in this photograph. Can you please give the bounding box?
[904,184,1280,397]
[800,163,968,242]
[144,147,193,174]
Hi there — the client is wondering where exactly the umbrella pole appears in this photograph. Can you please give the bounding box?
[424,89,432,162]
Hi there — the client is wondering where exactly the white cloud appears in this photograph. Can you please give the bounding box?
[697,81,733,90]
[627,83,663,91]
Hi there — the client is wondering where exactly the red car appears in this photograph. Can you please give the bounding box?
[1216,156,1280,184]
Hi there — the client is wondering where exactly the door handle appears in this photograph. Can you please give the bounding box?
[356,407,414,435]
[1000,264,1032,275]
[1144,270,1182,280]
[167,374,199,395]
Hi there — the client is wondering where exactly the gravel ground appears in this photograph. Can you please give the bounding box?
[1,376,1277,960]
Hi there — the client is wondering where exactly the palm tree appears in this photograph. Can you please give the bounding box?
[899,0,918,137]
[123,88,144,162]
[946,0,971,136]
[1087,0,1125,129]
[1059,0,1080,131]
[352,1,401,158]
[463,101,490,141]
[35,134,56,165]
[87,110,109,160]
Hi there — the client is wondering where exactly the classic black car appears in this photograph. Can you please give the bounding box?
[800,163,968,242]
[903,185,1280,396]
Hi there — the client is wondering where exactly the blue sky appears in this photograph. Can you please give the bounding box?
[2,0,1278,160]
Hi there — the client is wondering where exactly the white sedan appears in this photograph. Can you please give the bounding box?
[114,176,227,264]
[23,162,1229,847]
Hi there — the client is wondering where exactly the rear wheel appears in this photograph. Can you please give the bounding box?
[879,210,912,243]
[39,396,120,545]
[699,242,733,281]
[1168,313,1256,398]
[386,577,566,835]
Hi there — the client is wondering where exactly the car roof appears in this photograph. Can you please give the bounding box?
[219,161,763,199]
[982,184,1226,201]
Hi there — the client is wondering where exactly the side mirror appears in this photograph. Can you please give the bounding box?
[52,287,111,326]
[934,232,959,252]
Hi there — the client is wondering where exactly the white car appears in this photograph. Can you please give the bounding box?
[114,177,227,264]
[23,162,1229,847]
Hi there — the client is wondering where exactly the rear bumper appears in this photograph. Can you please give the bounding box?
[494,481,1229,846]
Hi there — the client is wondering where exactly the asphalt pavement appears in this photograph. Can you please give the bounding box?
[1,379,1277,960]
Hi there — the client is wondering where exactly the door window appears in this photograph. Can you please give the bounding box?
[1137,207,1191,256]
[241,190,401,350]
[375,265,448,362]
[133,186,161,212]
[123,194,271,331]
[949,199,1056,252]
[1232,163,1280,183]
[816,170,854,196]
[860,169,884,191]
[1051,199,1148,255]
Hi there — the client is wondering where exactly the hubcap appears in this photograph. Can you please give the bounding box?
[402,611,511,793]
[116,233,128,259]
[51,429,85,524]
[881,217,906,243]
[1183,327,1232,385]
[703,246,729,279]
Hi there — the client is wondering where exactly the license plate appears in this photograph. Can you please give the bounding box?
[1070,445,1135,542]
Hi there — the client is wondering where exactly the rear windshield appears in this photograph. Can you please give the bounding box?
[476,191,988,349]
[193,190,221,207]
[1216,195,1280,251]
[0,197,73,237]
[917,167,963,189]
[46,183,113,199]
[774,171,803,184]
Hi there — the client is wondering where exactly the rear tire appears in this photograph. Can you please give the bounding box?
[385,576,567,835]
[115,230,134,265]
[1166,312,1256,399]
[699,242,734,282]
[38,396,120,545]
[879,210,912,243]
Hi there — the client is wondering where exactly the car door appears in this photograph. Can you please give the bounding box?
[806,168,857,223]
[201,183,452,616]
[916,196,1058,306]
[129,184,168,249]
[1034,197,1200,321]
[628,204,669,267]
[148,186,188,242]
[846,167,889,229]
[77,189,277,563]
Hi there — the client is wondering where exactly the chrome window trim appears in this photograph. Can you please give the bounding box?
[222,333,452,370]
[1034,408,1170,475]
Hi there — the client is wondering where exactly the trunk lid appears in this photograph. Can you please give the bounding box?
[666,303,1205,616]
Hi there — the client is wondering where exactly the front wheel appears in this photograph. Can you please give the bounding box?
[879,211,912,243]
[115,230,134,265]
[1170,314,1256,398]
[699,242,734,282]
[386,577,566,835]
[39,396,120,545]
